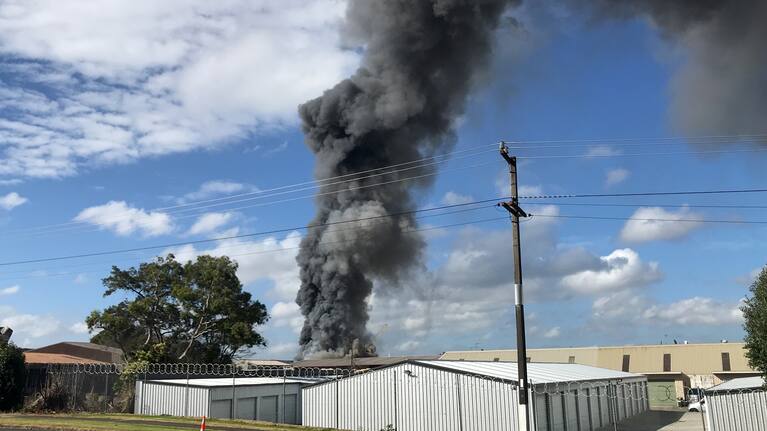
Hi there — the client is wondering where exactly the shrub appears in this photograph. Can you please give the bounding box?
[0,342,25,411]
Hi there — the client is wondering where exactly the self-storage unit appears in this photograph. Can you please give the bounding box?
[704,376,766,431]
[135,377,315,424]
[302,360,648,431]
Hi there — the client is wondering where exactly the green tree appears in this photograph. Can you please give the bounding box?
[0,342,25,411]
[742,265,767,381]
[87,254,268,363]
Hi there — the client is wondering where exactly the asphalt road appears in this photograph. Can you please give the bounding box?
[614,410,706,431]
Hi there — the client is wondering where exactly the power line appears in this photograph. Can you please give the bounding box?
[501,133,767,145]
[520,188,767,200]
[529,202,767,210]
[1,151,499,238]
[531,214,767,225]
[516,148,767,160]
[0,198,507,267]
[0,214,507,282]
[0,204,495,278]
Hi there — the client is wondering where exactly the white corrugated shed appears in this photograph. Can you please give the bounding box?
[135,377,316,424]
[704,376,766,431]
[301,360,648,431]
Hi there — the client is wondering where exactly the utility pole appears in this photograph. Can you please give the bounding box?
[498,141,531,431]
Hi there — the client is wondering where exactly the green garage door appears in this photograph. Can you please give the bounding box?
[648,381,677,408]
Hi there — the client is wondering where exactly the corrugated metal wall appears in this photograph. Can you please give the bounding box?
[706,389,767,431]
[302,363,521,431]
[303,363,649,431]
[134,381,209,417]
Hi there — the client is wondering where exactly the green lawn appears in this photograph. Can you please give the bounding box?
[0,413,330,431]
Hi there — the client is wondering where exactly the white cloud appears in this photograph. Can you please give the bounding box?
[0,285,19,296]
[75,200,173,237]
[620,206,704,243]
[69,322,90,334]
[0,308,60,339]
[605,168,630,187]
[261,342,298,358]
[0,179,22,186]
[592,292,743,328]
[585,145,620,157]
[561,249,662,294]
[642,297,744,326]
[74,273,88,284]
[0,192,27,210]
[270,301,304,334]
[0,0,358,179]
[518,185,543,197]
[187,212,234,236]
[441,191,473,206]
[178,181,256,204]
[543,327,561,339]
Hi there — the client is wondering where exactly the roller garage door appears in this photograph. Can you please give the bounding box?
[648,381,677,408]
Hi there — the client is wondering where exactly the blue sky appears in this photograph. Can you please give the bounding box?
[0,1,763,358]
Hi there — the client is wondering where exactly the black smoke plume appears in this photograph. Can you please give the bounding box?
[295,0,517,358]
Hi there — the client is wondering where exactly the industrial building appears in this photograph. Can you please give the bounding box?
[704,375,766,431]
[302,359,648,431]
[135,377,316,424]
[441,342,758,408]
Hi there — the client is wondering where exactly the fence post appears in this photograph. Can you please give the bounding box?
[140,369,147,415]
[104,373,109,412]
[282,373,287,423]
[231,365,237,419]
[185,367,190,417]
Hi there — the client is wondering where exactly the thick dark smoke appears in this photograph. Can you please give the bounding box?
[295,0,766,358]
[584,0,767,135]
[295,0,516,358]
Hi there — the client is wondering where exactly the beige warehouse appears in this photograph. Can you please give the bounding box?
[441,342,759,408]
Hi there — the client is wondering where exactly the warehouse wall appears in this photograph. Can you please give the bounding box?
[441,344,753,375]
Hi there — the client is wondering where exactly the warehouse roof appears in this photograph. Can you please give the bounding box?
[707,376,766,392]
[292,355,438,369]
[146,377,319,388]
[417,360,644,384]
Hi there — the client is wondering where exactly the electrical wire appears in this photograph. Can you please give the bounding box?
[0,213,507,282]
[0,151,500,238]
[519,188,767,200]
[528,202,767,210]
[0,198,508,267]
[530,214,767,225]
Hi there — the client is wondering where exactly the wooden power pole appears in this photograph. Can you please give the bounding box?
[499,141,531,431]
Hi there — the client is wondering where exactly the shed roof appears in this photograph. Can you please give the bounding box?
[146,377,319,388]
[707,376,766,392]
[415,360,644,384]
[25,352,109,365]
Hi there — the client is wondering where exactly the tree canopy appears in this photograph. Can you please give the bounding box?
[742,265,767,381]
[0,342,25,411]
[87,254,268,363]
